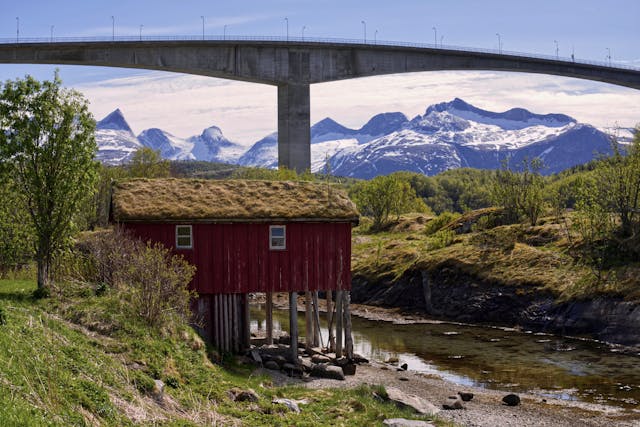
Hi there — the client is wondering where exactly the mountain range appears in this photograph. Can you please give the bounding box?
[95,99,634,177]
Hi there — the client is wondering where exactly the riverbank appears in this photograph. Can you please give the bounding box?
[262,295,640,426]
[350,213,640,349]
[259,357,640,427]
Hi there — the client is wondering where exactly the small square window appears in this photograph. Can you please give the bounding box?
[269,225,286,250]
[176,225,192,249]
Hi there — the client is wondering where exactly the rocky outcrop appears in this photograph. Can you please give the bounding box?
[351,269,640,348]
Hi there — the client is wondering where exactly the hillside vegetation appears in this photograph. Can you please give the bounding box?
[0,278,438,426]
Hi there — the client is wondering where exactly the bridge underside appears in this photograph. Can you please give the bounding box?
[1,40,639,172]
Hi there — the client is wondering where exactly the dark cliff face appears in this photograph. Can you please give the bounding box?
[350,269,640,348]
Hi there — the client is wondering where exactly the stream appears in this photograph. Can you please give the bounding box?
[250,305,640,410]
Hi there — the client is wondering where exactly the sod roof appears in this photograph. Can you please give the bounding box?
[111,178,359,223]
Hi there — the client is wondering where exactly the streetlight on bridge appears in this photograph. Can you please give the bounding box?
[361,20,366,43]
[285,17,289,41]
[111,16,115,41]
[201,16,205,40]
[16,17,19,43]
[374,29,378,45]
[139,25,143,41]
[432,26,437,47]
[496,33,501,54]
[606,48,612,66]
[50,25,54,42]
[223,24,227,40]
[554,40,559,59]
[301,25,306,41]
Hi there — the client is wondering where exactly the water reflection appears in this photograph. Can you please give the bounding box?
[250,305,640,409]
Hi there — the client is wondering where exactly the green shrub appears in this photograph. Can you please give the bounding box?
[426,229,456,250]
[424,211,461,236]
[120,242,196,328]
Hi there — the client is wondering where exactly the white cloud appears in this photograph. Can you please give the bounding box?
[77,70,640,146]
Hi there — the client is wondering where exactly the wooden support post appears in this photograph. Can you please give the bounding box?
[312,291,322,348]
[335,290,344,358]
[289,292,298,362]
[344,291,354,360]
[266,292,273,345]
[305,291,313,350]
[243,294,251,350]
[327,290,335,352]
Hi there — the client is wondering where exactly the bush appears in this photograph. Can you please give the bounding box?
[424,211,461,236]
[426,229,456,250]
[69,228,196,329]
[120,242,196,328]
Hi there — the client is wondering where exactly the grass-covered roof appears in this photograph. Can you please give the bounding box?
[111,178,359,223]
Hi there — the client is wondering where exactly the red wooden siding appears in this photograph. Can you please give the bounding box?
[122,222,352,294]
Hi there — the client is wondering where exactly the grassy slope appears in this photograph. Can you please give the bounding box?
[352,213,640,303]
[0,279,444,426]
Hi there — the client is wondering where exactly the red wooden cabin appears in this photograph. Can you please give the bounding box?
[111,178,359,352]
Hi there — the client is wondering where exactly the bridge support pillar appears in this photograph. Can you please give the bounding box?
[277,82,311,173]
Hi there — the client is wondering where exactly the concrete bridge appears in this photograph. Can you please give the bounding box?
[1,38,639,171]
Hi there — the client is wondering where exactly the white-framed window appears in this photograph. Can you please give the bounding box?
[269,225,286,250]
[176,225,193,249]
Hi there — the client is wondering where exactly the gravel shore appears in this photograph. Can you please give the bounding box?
[259,359,640,427]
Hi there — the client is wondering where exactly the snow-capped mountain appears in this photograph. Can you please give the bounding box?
[95,109,142,165]
[138,128,195,161]
[328,99,613,178]
[95,110,244,164]
[95,100,621,179]
[237,112,408,171]
[188,126,245,163]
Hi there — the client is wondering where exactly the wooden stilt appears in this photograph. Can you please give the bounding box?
[243,294,251,350]
[266,292,273,345]
[335,290,344,358]
[327,290,335,352]
[305,291,313,350]
[289,292,298,362]
[312,291,322,348]
[343,291,354,359]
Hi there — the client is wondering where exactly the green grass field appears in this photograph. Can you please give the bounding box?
[0,279,443,426]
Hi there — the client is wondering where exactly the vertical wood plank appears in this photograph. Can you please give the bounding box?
[305,291,312,350]
[344,291,354,359]
[327,290,335,352]
[335,290,343,358]
[266,292,273,345]
[289,291,298,362]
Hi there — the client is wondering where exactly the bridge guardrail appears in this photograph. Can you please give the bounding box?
[0,34,637,72]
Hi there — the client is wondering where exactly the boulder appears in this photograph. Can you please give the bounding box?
[272,397,308,413]
[250,349,262,364]
[458,391,474,402]
[228,388,259,402]
[311,354,332,364]
[310,364,345,380]
[442,396,464,410]
[341,363,357,376]
[152,379,165,400]
[282,362,304,377]
[353,353,370,364]
[400,363,408,371]
[386,386,440,415]
[383,419,435,427]
[264,360,280,371]
[502,394,520,406]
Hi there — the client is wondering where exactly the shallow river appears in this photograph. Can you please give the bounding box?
[250,305,640,409]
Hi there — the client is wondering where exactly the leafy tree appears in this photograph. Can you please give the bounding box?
[350,174,429,230]
[127,146,171,178]
[0,73,98,295]
[0,177,33,275]
[492,158,545,226]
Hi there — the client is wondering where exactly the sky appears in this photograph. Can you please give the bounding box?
[0,0,639,145]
